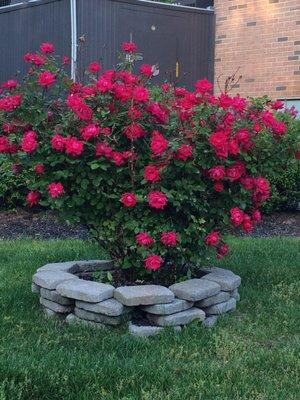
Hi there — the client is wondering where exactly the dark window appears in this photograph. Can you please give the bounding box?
[0,1,12,7]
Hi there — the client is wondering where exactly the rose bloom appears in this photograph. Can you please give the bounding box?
[38,71,55,87]
[176,144,193,161]
[110,151,125,166]
[123,122,144,140]
[209,130,229,158]
[150,130,169,156]
[161,83,170,92]
[136,232,154,246]
[121,192,137,207]
[205,230,220,246]
[2,80,18,89]
[21,130,38,153]
[195,78,213,94]
[144,165,160,182]
[88,61,101,73]
[65,136,84,156]
[80,124,100,140]
[144,254,163,271]
[0,136,10,153]
[26,190,40,206]
[242,214,254,233]
[214,181,224,192]
[0,94,22,112]
[147,101,169,124]
[132,85,149,102]
[121,42,138,52]
[40,42,55,54]
[51,133,65,151]
[208,165,226,181]
[140,64,153,77]
[228,139,240,155]
[161,231,178,246]
[62,55,71,64]
[226,161,246,182]
[217,243,229,259]
[100,127,111,136]
[252,209,261,222]
[128,105,142,120]
[148,191,168,209]
[34,164,45,174]
[230,207,245,226]
[235,128,251,146]
[95,141,113,157]
[48,182,64,198]
[2,122,16,133]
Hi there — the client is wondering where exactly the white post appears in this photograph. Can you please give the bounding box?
[70,0,77,81]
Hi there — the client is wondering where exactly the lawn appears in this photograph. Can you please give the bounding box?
[0,237,299,400]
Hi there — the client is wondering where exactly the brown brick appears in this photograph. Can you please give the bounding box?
[269,0,279,3]
[288,56,299,60]
[247,22,257,26]
[295,41,300,45]
[294,71,300,75]
[228,6,237,10]
[276,86,287,91]
[278,37,288,42]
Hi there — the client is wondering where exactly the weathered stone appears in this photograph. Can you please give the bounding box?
[66,313,107,329]
[37,259,114,274]
[33,271,78,290]
[37,261,78,273]
[114,285,174,306]
[40,288,74,305]
[75,298,127,316]
[74,307,129,326]
[169,279,220,302]
[147,307,205,327]
[42,307,64,319]
[203,315,218,328]
[195,291,230,308]
[230,288,240,301]
[203,298,237,315]
[129,322,163,337]
[202,268,241,291]
[31,282,40,294]
[56,280,114,303]
[40,297,74,313]
[141,298,193,315]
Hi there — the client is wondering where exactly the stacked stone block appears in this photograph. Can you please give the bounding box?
[32,261,241,337]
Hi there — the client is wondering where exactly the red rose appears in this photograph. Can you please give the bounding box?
[48,182,64,198]
[26,190,40,206]
[230,207,245,226]
[161,231,178,246]
[128,105,142,120]
[34,164,45,174]
[24,53,45,65]
[232,96,247,113]
[219,93,234,109]
[96,76,113,93]
[113,83,131,101]
[209,131,228,158]
[2,122,15,133]
[65,136,84,156]
[252,209,261,222]
[40,42,55,54]
[144,165,160,182]
[226,161,246,182]
[123,123,144,140]
[121,192,137,207]
[217,243,229,259]
[0,136,10,153]
[150,131,169,156]
[195,78,213,94]
[240,176,254,191]
[80,124,100,140]
[63,55,70,64]
[205,230,220,246]
[51,133,65,151]
[95,141,113,158]
[242,214,254,233]
[228,140,240,155]
[147,102,169,124]
[295,151,300,160]
[161,83,170,93]
[148,191,168,209]
[38,71,55,87]
[214,181,224,192]
[144,255,163,271]
[132,85,149,102]
[21,130,38,153]
[208,165,226,181]
[0,94,22,112]
[121,42,137,52]
[88,61,101,73]
[176,144,193,161]
[110,151,125,166]
[253,177,270,203]
[2,80,18,89]
[235,128,251,146]
[136,232,154,246]
[140,64,153,77]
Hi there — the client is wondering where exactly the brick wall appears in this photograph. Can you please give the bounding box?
[214,0,300,99]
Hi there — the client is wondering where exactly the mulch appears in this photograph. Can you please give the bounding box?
[0,208,299,240]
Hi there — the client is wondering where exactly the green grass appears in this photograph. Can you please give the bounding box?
[0,237,299,400]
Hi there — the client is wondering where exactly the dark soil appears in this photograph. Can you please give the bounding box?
[0,208,299,241]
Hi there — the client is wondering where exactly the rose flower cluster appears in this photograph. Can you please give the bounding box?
[0,42,298,278]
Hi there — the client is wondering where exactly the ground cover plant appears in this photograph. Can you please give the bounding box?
[0,237,299,399]
[0,42,299,282]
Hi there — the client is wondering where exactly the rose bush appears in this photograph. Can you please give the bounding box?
[0,42,299,281]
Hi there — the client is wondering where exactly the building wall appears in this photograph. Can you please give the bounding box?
[214,0,300,99]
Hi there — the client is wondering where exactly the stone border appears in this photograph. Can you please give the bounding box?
[32,261,241,337]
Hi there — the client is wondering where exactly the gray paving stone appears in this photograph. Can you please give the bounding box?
[203,316,218,328]
[141,298,193,315]
[31,282,40,294]
[40,288,74,306]
[42,307,65,319]
[230,288,240,301]
[147,307,205,327]
[202,269,241,291]
[203,298,237,315]
[66,313,107,329]
[195,291,230,308]
[74,307,129,326]
[56,280,114,303]
[40,297,74,313]
[114,285,174,306]
[32,271,78,290]
[37,260,114,273]
[169,279,221,302]
[75,298,127,316]
[37,261,78,273]
[129,322,163,337]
